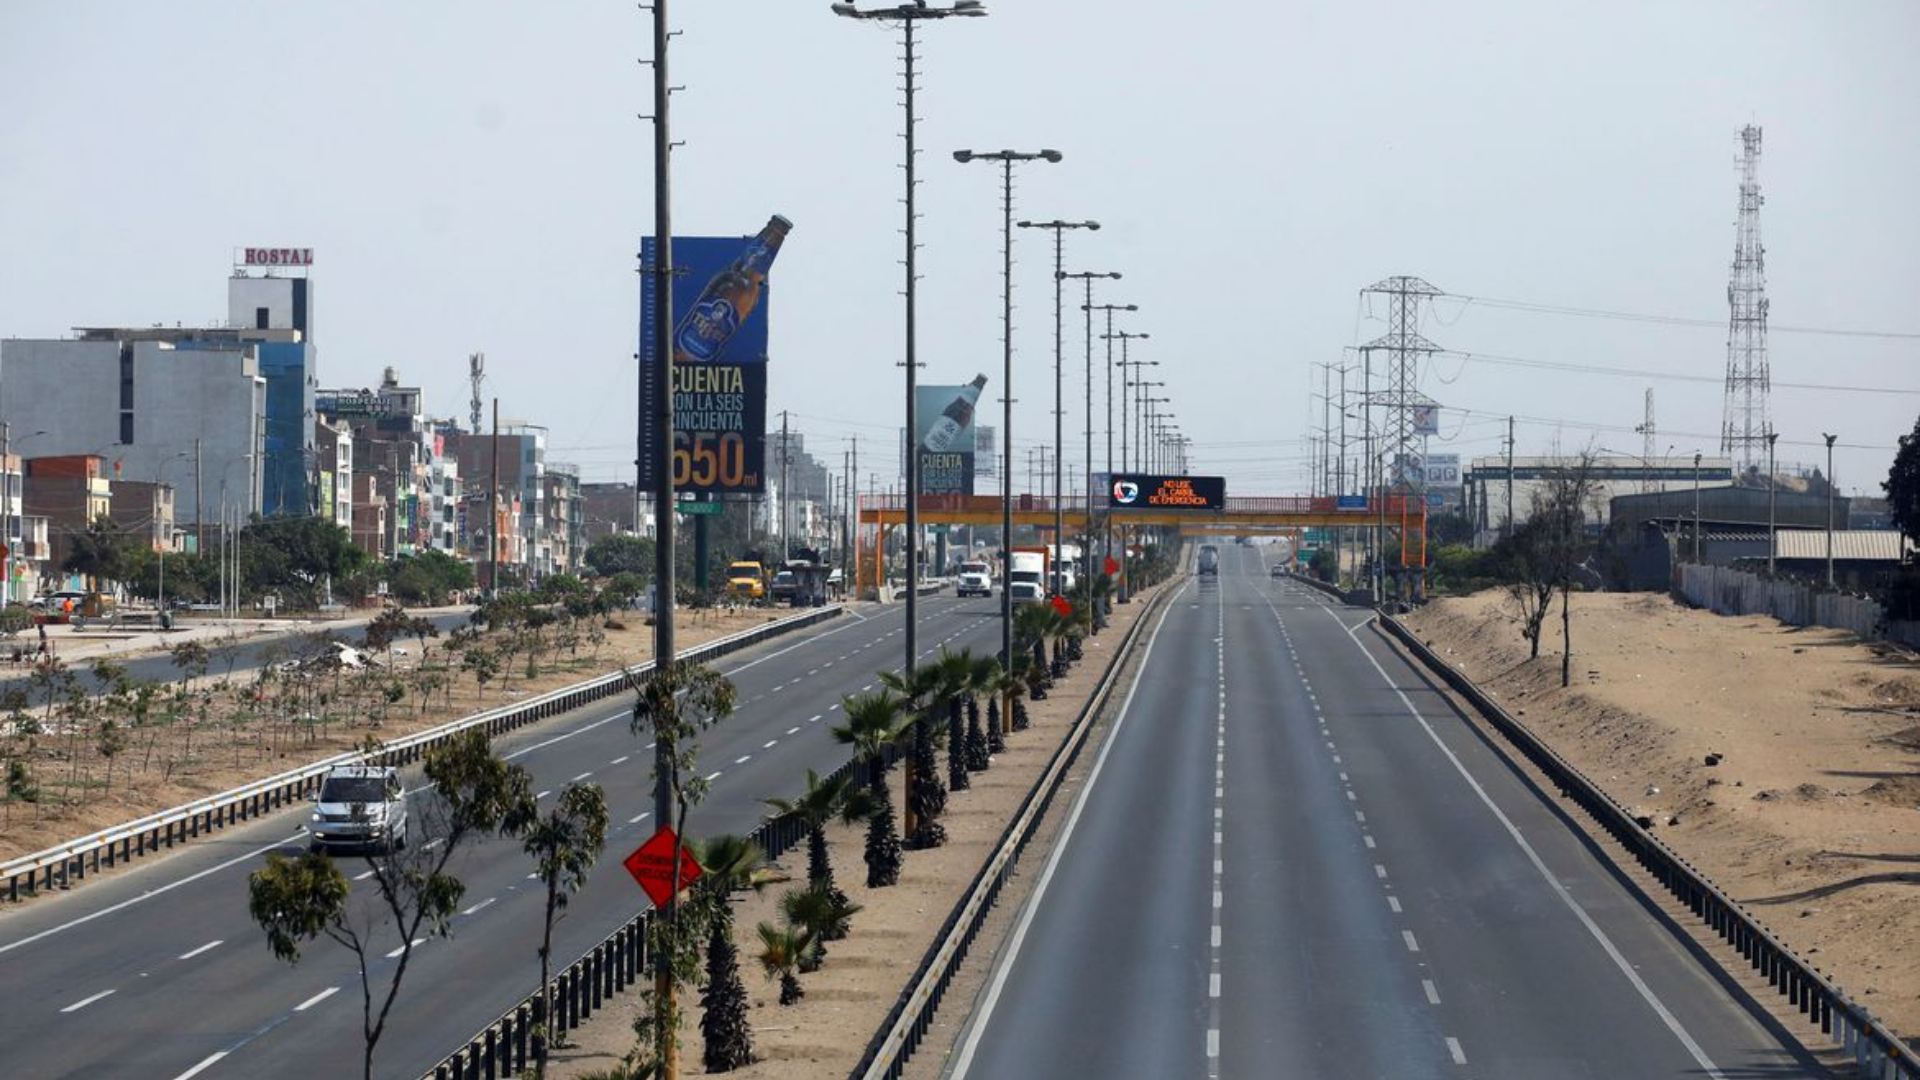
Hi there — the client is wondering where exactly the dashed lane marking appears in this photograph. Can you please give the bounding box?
[61,989,116,1013]
[294,987,338,1012]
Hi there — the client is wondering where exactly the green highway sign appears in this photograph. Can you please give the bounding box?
[677,501,724,516]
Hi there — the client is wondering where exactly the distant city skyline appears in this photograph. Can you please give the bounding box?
[2,2,1915,495]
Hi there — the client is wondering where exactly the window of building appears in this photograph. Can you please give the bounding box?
[119,412,134,444]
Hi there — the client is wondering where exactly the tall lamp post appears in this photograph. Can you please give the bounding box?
[1766,431,1780,575]
[1086,303,1137,597]
[953,147,1060,672]
[1823,432,1837,587]
[1061,270,1120,608]
[1017,219,1099,596]
[836,0,987,676]
[1692,451,1703,563]
[1108,333,1151,600]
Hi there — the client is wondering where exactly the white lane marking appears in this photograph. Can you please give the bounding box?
[629,812,651,825]
[1388,896,1403,914]
[461,898,496,916]
[706,771,723,782]
[808,713,823,723]
[384,938,425,959]
[353,870,376,882]
[1423,979,1442,1005]
[950,580,1191,1080]
[1374,864,1388,879]
[1211,925,1222,947]
[734,755,751,765]
[503,710,625,761]
[764,740,778,749]
[786,726,801,736]
[1402,930,1420,952]
[571,772,592,782]
[1355,811,1366,823]
[177,940,223,961]
[1329,610,1728,1080]
[609,755,629,766]
[61,989,116,1013]
[535,791,552,800]
[1345,790,1356,802]
[171,1051,229,1080]
[1364,835,1377,849]
[1446,1036,1467,1065]
[1209,972,1221,997]
[422,838,445,851]
[1207,1028,1220,1059]
[294,986,339,1011]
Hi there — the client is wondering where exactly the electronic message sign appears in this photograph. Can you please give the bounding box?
[1107,473,1226,511]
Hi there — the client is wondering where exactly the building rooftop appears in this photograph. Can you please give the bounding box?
[1773,529,1913,562]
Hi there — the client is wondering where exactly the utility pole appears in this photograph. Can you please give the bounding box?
[194,438,203,562]
[490,400,501,596]
[1693,450,1703,562]
[1504,416,1515,542]
[1823,432,1837,587]
[1766,431,1779,574]
[780,410,791,562]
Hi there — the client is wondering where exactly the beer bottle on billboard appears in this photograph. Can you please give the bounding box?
[922,374,988,452]
[673,215,792,363]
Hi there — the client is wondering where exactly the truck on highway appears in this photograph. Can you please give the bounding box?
[727,559,767,601]
[1008,550,1047,603]
[955,560,994,598]
[1197,544,1220,576]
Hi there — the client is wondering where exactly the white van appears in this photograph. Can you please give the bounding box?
[309,765,410,854]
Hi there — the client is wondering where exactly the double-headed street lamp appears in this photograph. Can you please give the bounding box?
[1086,303,1136,601]
[1017,219,1099,596]
[1061,270,1121,601]
[953,148,1060,670]
[836,0,987,675]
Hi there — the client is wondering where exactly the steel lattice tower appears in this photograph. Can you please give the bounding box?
[1721,125,1772,472]
[1362,275,1442,492]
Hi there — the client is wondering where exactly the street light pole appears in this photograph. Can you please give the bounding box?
[1693,451,1703,563]
[1061,270,1120,612]
[1766,431,1779,575]
[1108,332,1150,601]
[838,0,986,676]
[1017,219,1097,597]
[953,148,1059,671]
[1823,432,1837,587]
[1086,304,1136,602]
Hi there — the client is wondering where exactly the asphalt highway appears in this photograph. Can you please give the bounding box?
[0,594,1004,1080]
[948,547,1822,1080]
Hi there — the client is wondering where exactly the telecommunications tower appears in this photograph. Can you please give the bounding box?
[468,352,486,434]
[1721,125,1772,472]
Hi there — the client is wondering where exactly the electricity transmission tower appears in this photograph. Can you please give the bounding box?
[1721,125,1772,473]
[1361,275,1441,599]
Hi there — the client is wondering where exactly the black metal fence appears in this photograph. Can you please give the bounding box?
[1377,613,1917,1080]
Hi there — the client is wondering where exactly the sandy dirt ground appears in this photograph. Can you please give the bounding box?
[1403,589,1920,1043]
[0,606,796,863]
[546,584,1171,1080]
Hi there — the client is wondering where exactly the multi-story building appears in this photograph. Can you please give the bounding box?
[108,479,176,555]
[23,455,113,588]
[580,481,655,541]
[0,451,39,603]
[314,417,355,531]
[542,465,582,575]
[0,336,264,528]
[443,423,548,583]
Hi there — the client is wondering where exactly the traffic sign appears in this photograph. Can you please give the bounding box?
[1050,595,1072,617]
[677,500,724,516]
[624,825,703,908]
[1103,555,1119,576]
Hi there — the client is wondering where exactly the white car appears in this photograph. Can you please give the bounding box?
[309,765,410,854]
[955,561,993,598]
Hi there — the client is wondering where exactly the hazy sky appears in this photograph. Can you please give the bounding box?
[3,2,1916,496]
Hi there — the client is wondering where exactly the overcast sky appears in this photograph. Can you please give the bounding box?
[2,2,1915,496]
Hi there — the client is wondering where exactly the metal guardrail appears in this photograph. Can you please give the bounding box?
[423,585,1170,1080]
[1376,613,1917,1080]
[848,582,1175,1080]
[2,606,845,904]
[423,668,904,1080]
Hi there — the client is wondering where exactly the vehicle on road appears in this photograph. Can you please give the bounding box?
[1270,563,1287,578]
[1198,545,1219,576]
[770,570,797,602]
[308,765,409,853]
[30,589,89,614]
[956,560,994,597]
[727,560,767,600]
[1008,551,1046,603]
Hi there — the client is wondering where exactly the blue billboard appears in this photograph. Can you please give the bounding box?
[638,216,791,495]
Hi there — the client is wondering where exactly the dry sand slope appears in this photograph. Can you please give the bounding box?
[1405,589,1920,1042]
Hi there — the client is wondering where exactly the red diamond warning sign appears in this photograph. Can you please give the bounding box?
[624,825,703,909]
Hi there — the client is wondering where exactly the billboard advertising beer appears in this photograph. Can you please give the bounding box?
[638,216,791,495]
[914,375,986,496]
[1106,473,1226,511]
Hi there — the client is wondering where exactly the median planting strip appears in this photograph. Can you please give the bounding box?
[2,606,844,904]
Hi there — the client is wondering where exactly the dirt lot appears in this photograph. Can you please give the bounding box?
[1404,589,1920,1042]
[547,583,1171,1079]
[0,606,790,863]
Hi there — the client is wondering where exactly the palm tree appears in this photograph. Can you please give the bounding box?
[830,691,907,887]
[779,883,863,971]
[764,770,871,939]
[695,834,766,1073]
[933,648,976,788]
[963,653,998,767]
[879,666,948,847]
[1003,653,1038,731]
[754,922,813,1005]
[1014,604,1055,699]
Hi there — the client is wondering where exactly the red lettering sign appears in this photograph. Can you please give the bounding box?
[624,825,703,908]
